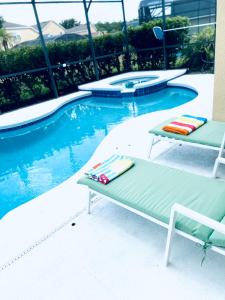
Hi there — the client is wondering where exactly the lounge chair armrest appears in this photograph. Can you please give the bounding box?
[165,203,225,266]
[172,203,225,235]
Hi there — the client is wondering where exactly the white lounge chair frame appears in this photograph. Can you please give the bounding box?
[148,133,225,177]
[86,188,225,266]
[213,133,225,177]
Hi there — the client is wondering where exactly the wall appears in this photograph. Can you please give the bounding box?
[42,22,65,36]
[7,28,39,46]
[212,0,225,121]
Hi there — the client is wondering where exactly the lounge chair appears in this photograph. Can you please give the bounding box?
[148,119,225,177]
[78,157,225,265]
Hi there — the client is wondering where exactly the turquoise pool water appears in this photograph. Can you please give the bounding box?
[0,87,197,218]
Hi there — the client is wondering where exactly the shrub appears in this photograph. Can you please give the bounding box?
[0,16,190,112]
[175,26,215,72]
[128,16,190,69]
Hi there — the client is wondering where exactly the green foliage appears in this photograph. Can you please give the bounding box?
[128,17,189,49]
[94,32,124,76]
[0,28,13,50]
[176,27,215,72]
[95,21,123,33]
[128,16,190,69]
[0,16,194,112]
[60,18,80,29]
[0,45,45,74]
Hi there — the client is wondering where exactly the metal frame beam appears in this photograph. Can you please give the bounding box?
[31,0,58,98]
[82,0,99,80]
[87,0,92,11]
[0,0,216,97]
[161,0,168,70]
[0,0,124,94]
[0,1,122,5]
[121,0,130,71]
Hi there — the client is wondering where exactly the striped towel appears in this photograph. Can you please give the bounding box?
[85,154,134,185]
[162,115,207,135]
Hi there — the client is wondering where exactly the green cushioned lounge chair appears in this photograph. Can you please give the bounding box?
[148,119,225,177]
[78,157,225,266]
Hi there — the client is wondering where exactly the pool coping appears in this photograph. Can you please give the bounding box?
[0,70,187,132]
[0,91,92,130]
[78,69,187,95]
[0,70,188,132]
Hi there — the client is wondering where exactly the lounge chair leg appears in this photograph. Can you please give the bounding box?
[88,190,91,214]
[147,136,154,159]
[165,208,177,266]
[212,158,219,178]
[212,132,225,178]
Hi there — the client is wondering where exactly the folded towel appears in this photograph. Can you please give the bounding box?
[85,154,134,185]
[162,115,207,135]
[182,114,208,123]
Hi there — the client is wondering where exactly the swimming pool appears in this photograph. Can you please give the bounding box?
[0,87,197,218]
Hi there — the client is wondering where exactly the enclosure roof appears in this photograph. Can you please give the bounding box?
[32,21,51,30]
[65,24,96,34]
[139,0,215,8]
[3,21,26,28]
[139,0,162,8]
[16,33,85,47]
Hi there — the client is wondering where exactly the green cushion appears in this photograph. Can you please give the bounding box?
[209,216,225,248]
[78,157,225,246]
[149,119,225,148]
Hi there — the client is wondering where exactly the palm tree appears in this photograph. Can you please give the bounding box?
[0,28,12,50]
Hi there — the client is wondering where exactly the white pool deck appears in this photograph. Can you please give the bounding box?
[1,73,225,300]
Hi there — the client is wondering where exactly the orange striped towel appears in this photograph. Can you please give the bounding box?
[162,115,207,135]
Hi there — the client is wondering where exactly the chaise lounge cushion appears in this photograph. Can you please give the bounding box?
[78,157,225,246]
[209,216,225,247]
[149,119,225,148]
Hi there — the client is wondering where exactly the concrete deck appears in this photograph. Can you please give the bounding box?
[1,74,225,300]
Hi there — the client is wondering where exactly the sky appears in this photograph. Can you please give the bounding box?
[0,0,141,26]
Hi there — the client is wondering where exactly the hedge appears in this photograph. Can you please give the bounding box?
[0,16,190,112]
[175,26,215,72]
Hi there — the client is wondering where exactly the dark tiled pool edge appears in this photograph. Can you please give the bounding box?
[134,82,167,96]
[91,82,167,98]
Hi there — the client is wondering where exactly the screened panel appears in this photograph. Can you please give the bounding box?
[0,3,47,76]
[0,0,31,3]
[0,0,217,112]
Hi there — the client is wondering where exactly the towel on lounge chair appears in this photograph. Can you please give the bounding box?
[162,115,207,135]
[85,154,134,184]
